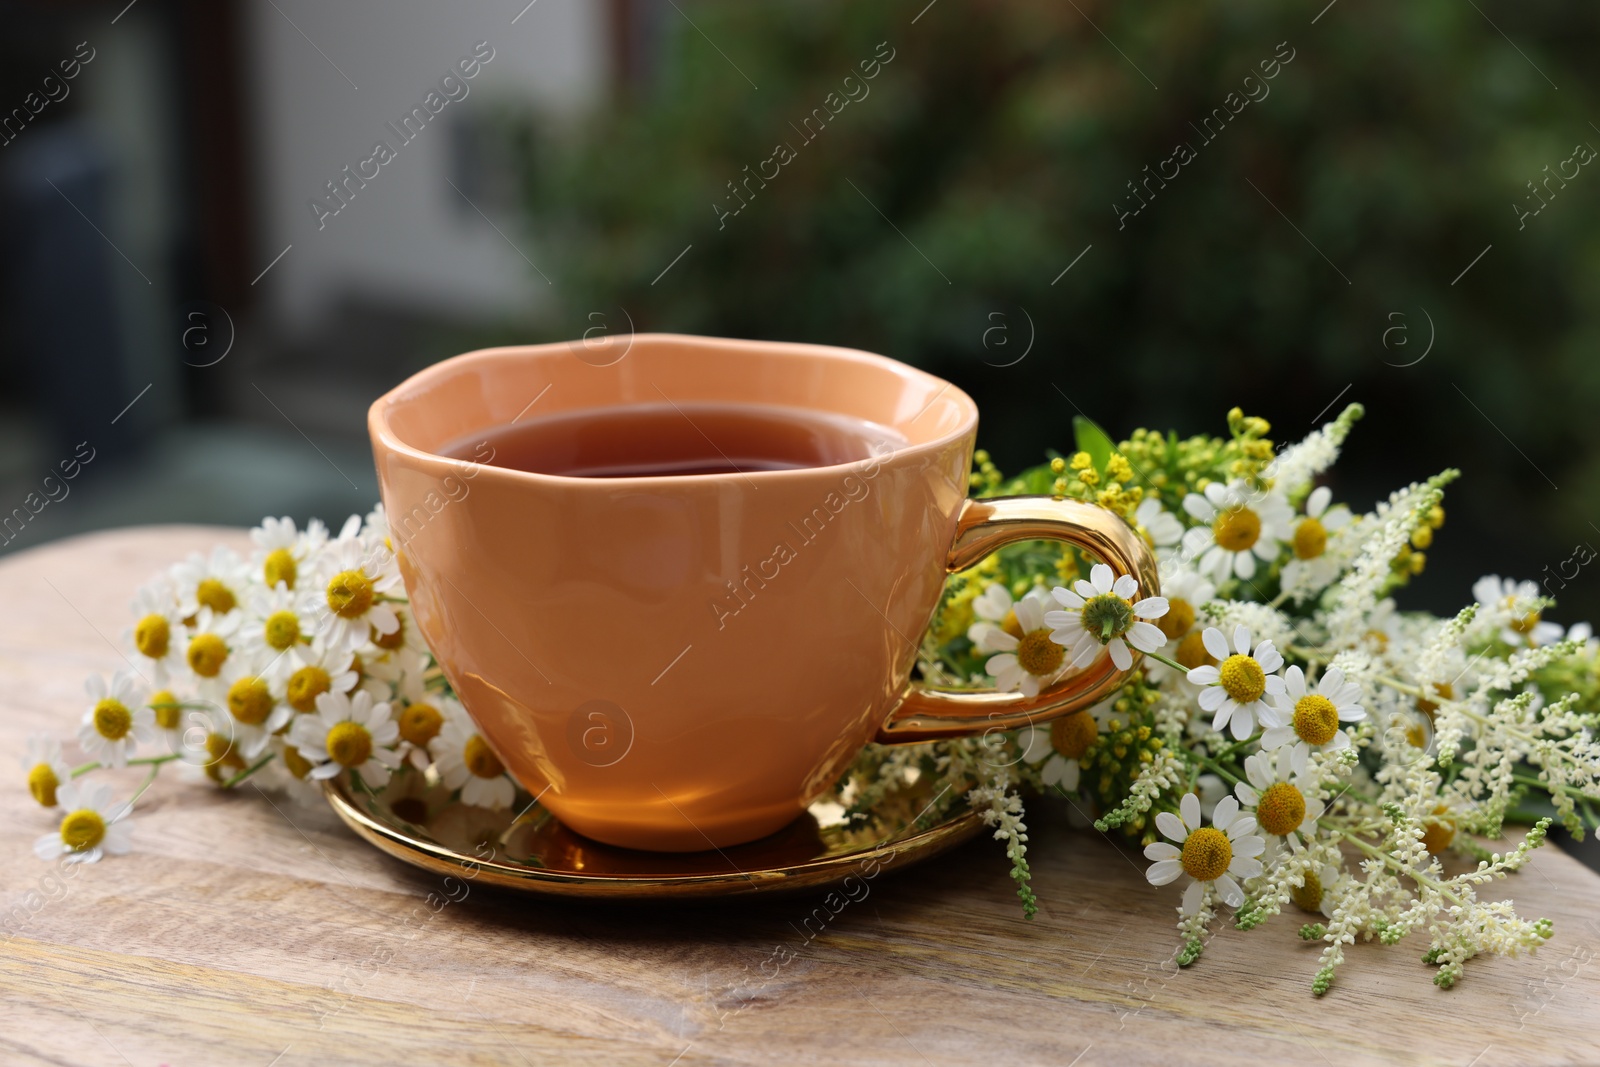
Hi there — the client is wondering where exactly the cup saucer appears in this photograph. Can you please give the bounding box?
[322,770,982,899]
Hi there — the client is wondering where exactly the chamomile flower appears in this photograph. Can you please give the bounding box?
[1279,486,1356,601]
[312,534,403,654]
[33,781,132,864]
[172,546,250,619]
[434,714,516,809]
[1019,705,1103,792]
[1473,575,1563,648]
[181,606,242,700]
[974,589,1069,697]
[125,578,186,685]
[280,642,360,715]
[365,607,430,682]
[1144,792,1264,914]
[78,671,154,769]
[1234,749,1323,848]
[288,688,402,789]
[1044,563,1168,671]
[393,681,463,770]
[237,582,320,684]
[1184,625,1287,739]
[1180,480,1293,583]
[248,515,327,591]
[221,669,291,759]
[23,734,71,808]
[966,581,1025,648]
[1261,665,1367,774]
[260,735,325,806]
[146,687,192,753]
[1154,565,1218,676]
[1289,862,1343,917]
[1133,496,1184,556]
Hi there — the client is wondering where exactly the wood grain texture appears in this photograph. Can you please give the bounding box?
[2,526,1598,1067]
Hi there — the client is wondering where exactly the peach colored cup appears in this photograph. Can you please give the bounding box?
[368,334,1157,851]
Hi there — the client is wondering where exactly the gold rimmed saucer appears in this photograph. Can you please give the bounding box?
[323,773,983,899]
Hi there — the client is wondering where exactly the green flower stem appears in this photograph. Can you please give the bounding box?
[1194,753,1243,786]
[223,753,276,789]
[127,763,163,808]
[70,753,182,779]
[1145,651,1191,674]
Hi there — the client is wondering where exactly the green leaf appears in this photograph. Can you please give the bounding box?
[1073,415,1115,474]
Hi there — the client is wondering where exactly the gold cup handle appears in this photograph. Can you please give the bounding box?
[875,496,1160,744]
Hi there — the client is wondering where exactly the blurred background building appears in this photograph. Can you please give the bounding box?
[1,0,1598,634]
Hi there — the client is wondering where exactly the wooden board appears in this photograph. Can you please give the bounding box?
[2,526,1598,1066]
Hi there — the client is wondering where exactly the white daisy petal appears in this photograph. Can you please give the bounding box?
[1144,842,1180,861]
[1090,563,1114,594]
[1146,859,1184,886]
[1132,596,1168,618]
[1112,574,1138,600]
[1202,628,1230,662]
[1155,811,1187,843]
[1181,878,1207,915]
[1215,874,1245,907]
[1108,639,1132,671]
[1212,795,1240,832]
[1179,791,1201,830]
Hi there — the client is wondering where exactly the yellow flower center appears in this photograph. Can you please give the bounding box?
[1015,629,1066,677]
[1050,711,1098,760]
[134,614,170,659]
[327,570,375,619]
[263,547,297,590]
[150,689,182,730]
[203,732,246,782]
[398,702,443,747]
[282,744,313,780]
[286,666,332,713]
[264,610,302,651]
[463,734,505,779]
[93,698,133,740]
[1292,517,1327,560]
[400,703,444,748]
[1256,781,1307,836]
[373,613,407,651]
[1213,507,1261,553]
[1179,826,1233,882]
[1292,694,1340,746]
[1422,804,1455,855]
[1416,681,1454,717]
[326,721,373,767]
[1176,630,1214,670]
[187,633,229,677]
[226,676,275,726]
[196,577,236,615]
[28,763,59,807]
[1290,869,1324,913]
[1218,654,1266,704]
[1363,629,1389,651]
[59,809,106,852]
[1157,597,1195,641]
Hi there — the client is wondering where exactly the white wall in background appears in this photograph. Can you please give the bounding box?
[244,0,606,334]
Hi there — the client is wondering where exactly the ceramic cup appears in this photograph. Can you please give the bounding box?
[368,334,1157,850]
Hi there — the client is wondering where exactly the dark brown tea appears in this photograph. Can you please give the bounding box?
[443,402,901,477]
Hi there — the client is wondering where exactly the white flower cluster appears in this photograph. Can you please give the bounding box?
[922,404,1599,993]
[25,506,519,867]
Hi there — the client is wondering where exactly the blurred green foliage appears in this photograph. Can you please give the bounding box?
[515,0,1600,622]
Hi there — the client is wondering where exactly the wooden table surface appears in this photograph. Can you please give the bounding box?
[3,526,1599,1067]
